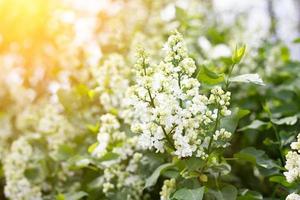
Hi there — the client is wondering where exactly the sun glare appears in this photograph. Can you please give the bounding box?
[0,0,54,52]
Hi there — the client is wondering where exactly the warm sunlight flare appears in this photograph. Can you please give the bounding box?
[0,0,53,50]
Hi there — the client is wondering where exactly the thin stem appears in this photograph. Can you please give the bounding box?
[141,58,155,108]
[178,72,183,108]
[161,125,176,150]
[264,102,284,166]
[144,75,176,150]
[202,62,236,173]
[271,184,280,198]
[215,173,221,190]
[225,63,236,90]
[267,0,277,38]
[147,87,155,108]
[207,62,236,152]
[207,106,221,154]
[271,122,285,166]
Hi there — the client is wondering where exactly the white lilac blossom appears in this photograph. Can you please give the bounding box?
[284,133,300,183]
[92,54,130,113]
[92,113,126,158]
[284,151,300,182]
[160,178,176,200]
[213,128,232,148]
[284,133,300,200]
[126,31,232,158]
[286,193,300,200]
[91,113,144,199]
[17,104,76,157]
[3,136,42,200]
[101,152,144,200]
[92,113,139,162]
[3,102,84,200]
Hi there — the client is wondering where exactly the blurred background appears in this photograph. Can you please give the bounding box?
[0,0,299,63]
[0,0,299,101]
[1,0,299,57]
[0,0,299,107]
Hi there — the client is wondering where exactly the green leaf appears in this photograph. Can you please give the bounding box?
[24,160,48,184]
[172,187,204,200]
[221,185,238,200]
[163,170,180,179]
[209,185,237,200]
[239,120,269,131]
[280,131,296,146]
[24,167,43,183]
[54,144,75,161]
[145,163,174,188]
[87,176,103,189]
[62,191,88,200]
[209,162,231,176]
[97,152,120,162]
[175,6,187,20]
[221,108,250,133]
[234,147,279,169]
[230,74,265,86]
[86,122,99,134]
[75,84,91,97]
[0,164,3,178]
[271,115,298,125]
[196,65,225,85]
[180,164,205,179]
[238,189,263,200]
[57,89,75,112]
[68,155,94,170]
[75,158,91,168]
[183,157,205,172]
[232,45,246,64]
[88,90,96,99]
[56,194,65,200]
[269,175,295,187]
[88,142,98,154]
[293,37,300,43]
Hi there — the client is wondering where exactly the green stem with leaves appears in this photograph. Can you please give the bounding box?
[271,121,285,166]
[207,62,236,154]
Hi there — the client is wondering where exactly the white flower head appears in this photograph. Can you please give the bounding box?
[126,32,232,158]
[286,193,300,200]
[284,133,300,183]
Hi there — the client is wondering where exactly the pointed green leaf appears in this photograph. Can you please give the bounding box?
[172,187,204,200]
[271,115,298,126]
[230,74,265,86]
[234,147,279,169]
[239,120,269,131]
[221,108,250,133]
[232,45,246,64]
[145,163,174,188]
[197,65,225,85]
